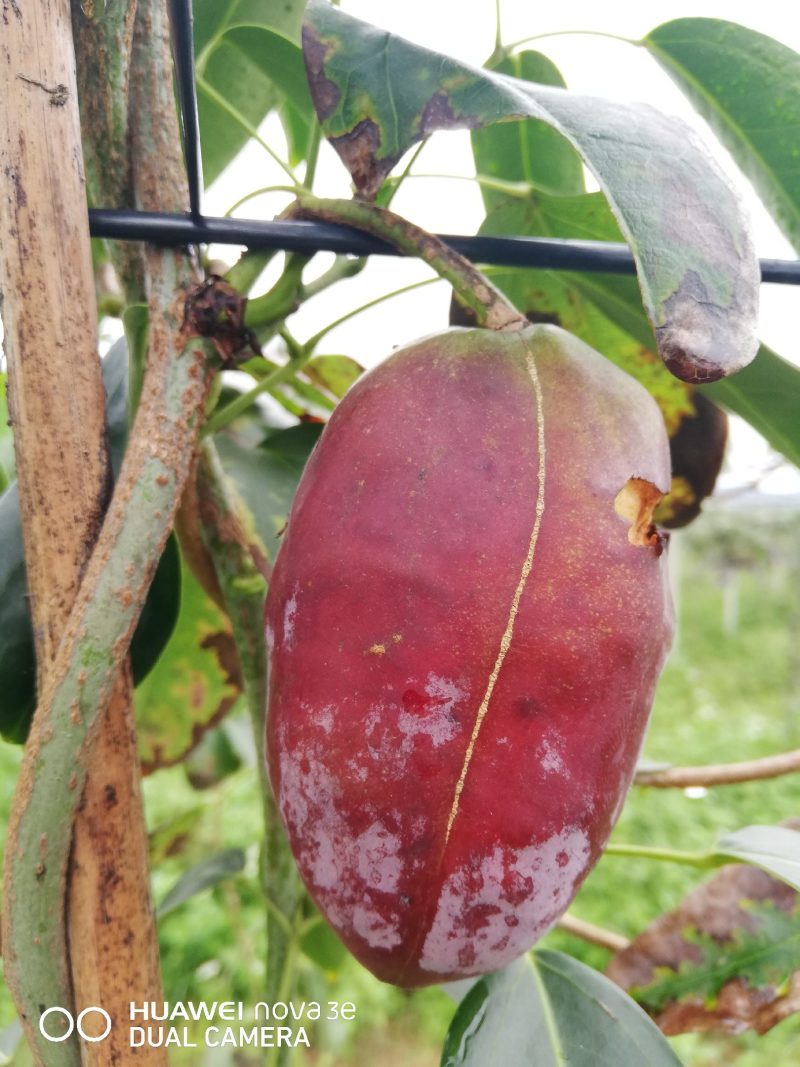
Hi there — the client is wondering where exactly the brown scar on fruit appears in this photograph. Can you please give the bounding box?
[614,478,669,555]
[369,643,386,656]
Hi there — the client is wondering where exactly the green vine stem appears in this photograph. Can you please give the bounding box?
[224,249,279,295]
[292,192,526,332]
[300,254,366,300]
[70,0,144,301]
[193,443,304,1067]
[202,347,308,437]
[302,118,322,191]
[245,253,308,331]
[496,28,637,62]
[376,138,428,209]
[2,262,220,1065]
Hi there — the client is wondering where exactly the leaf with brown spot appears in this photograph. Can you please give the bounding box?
[136,558,243,773]
[303,0,759,381]
[450,191,729,528]
[606,862,800,1036]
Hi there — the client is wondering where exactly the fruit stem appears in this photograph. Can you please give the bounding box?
[292,191,527,332]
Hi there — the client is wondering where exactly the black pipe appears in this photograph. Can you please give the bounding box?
[88,209,800,283]
[167,0,204,220]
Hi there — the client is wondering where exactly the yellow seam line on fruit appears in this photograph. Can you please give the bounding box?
[444,348,547,845]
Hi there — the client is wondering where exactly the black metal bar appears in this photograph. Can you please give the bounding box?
[88,209,800,284]
[167,0,203,220]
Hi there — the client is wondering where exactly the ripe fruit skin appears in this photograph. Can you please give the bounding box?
[266,324,673,986]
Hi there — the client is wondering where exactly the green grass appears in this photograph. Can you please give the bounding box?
[1,505,799,1065]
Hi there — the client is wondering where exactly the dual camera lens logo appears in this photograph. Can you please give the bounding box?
[39,1007,112,1043]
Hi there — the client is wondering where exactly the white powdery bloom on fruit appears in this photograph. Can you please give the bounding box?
[356,821,403,892]
[419,826,590,974]
[397,674,467,748]
[352,903,402,950]
[279,740,408,951]
[539,731,569,777]
[282,588,299,649]
[317,704,335,734]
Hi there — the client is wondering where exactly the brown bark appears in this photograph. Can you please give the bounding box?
[0,1,109,663]
[0,1,163,1061]
[635,748,800,789]
[68,671,164,1064]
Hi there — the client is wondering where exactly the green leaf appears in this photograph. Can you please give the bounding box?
[194,0,304,53]
[705,346,800,469]
[157,848,246,918]
[474,52,585,207]
[129,532,182,683]
[184,722,243,790]
[300,915,348,973]
[606,856,800,1034]
[304,0,759,382]
[441,953,682,1066]
[569,266,800,468]
[716,826,800,892]
[136,559,243,773]
[216,422,323,558]
[123,302,150,420]
[644,19,800,251]
[304,354,364,398]
[195,0,311,184]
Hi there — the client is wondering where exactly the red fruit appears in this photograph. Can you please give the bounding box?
[265,324,673,986]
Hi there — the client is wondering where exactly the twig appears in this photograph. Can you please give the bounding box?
[557,913,631,954]
[635,748,800,789]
